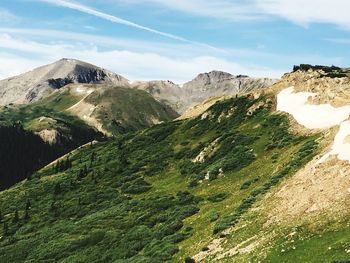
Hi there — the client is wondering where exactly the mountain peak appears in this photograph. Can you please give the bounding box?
[195,70,234,81]
[0,59,129,106]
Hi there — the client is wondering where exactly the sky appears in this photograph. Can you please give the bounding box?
[0,0,350,83]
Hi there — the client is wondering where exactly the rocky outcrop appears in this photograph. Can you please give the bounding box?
[131,80,186,112]
[134,71,277,114]
[182,71,276,106]
[0,58,129,106]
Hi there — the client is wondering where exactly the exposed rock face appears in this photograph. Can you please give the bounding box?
[0,59,276,114]
[133,71,276,114]
[0,58,129,106]
[182,71,276,106]
[36,129,60,145]
[131,80,186,112]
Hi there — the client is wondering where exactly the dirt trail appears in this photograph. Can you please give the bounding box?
[66,86,111,136]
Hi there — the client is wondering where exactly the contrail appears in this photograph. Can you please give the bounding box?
[37,0,223,52]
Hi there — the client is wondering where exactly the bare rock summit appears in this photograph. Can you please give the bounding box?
[0,58,129,106]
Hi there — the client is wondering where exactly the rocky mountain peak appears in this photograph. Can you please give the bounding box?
[190,71,235,86]
[0,58,129,106]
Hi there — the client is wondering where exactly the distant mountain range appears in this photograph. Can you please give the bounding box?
[0,58,276,198]
[0,58,277,114]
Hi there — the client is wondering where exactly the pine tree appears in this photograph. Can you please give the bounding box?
[3,222,8,236]
[55,161,60,173]
[62,157,71,171]
[12,210,19,223]
[50,201,56,212]
[90,152,96,165]
[26,199,31,210]
[83,164,88,176]
[59,161,65,172]
[54,183,61,195]
[27,173,32,181]
[0,210,2,223]
[24,207,29,221]
[77,169,84,181]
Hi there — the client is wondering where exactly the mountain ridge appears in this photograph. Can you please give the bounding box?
[0,59,277,115]
[0,58,129,106]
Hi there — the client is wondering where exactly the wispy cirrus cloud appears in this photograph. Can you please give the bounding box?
[125,0,350,28]
[0,30,285,82]
[0,27,228,57]
[0,8,20,22]
[36,0,222,51]
[123,0,262,21]
[255,0,350,29]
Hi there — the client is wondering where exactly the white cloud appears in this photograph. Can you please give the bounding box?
[0,8,20,22]
[0,33,283,82]
[256,0,350,28]
[0,27,230,57]
[126,0,350,28]
[124,0,262,20]
[37,0,207,44]
[0,53,46,80]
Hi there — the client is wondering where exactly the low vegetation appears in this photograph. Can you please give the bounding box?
[293,64,349,78]
[0,95,325,262]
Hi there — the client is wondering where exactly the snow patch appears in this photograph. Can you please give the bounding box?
[277,87,350,164]
[277,87,350,129]
[76,87,94,94]
[317,121,350,164]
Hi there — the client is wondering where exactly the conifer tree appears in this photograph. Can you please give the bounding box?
[77,169,84,181]
[12,210,19,223]
[55,161,60,173]
[54,183,61,195]
[3,222,8,236]
[26,199,31,210]
[24,207,29,221]
[83,164,88,176]
[90,152,96,165]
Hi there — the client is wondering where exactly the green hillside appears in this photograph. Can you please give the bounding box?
[0,86,101,148]
[0,84,178,136]
[1,94,345,263]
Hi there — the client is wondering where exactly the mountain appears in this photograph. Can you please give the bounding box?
[0,59,275,115]
[133,71,276,113]
[3,64,350,262]
[132,80,186,112]
[0,80,177,190]
[182,70,276,104]
[2,91,317,262]
[0,82,178,137]
[0,58,129,106]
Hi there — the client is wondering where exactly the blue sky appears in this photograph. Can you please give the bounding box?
[0,0,350,83]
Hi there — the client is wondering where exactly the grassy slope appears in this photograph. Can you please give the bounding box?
[0,85,178,137]
[0,87,95,135]
[85,86,179,135]
[0,94,336,263]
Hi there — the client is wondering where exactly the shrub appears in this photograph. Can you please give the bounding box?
[185,257,196,263]
[207,193,228,203]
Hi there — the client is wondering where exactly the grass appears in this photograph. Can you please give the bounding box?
[0,94,329,262]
